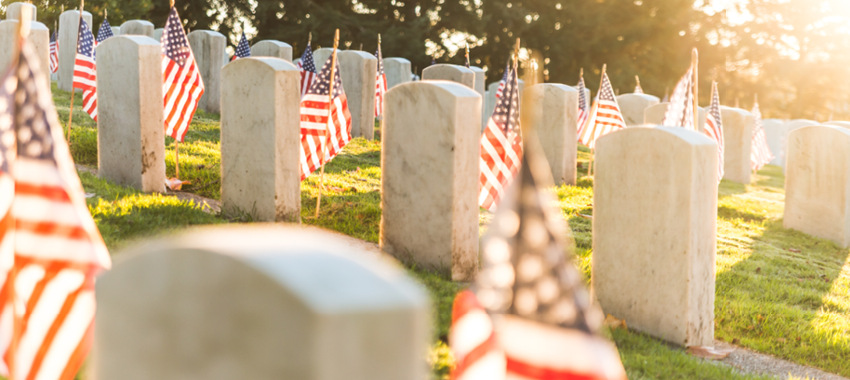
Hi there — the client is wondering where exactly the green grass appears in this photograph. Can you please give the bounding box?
[52,84,850,379]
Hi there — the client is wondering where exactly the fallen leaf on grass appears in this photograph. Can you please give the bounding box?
[577,213,593,219]
[165,178,191,191]
[686,346,734,360]
[603,315,627,330]
[789,248,801,253]
[732,338,740,344]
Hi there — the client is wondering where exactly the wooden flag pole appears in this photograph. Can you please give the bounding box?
[635,75,641,90]
[66,0,84,140]
[692,48,699,131]
[589,64,607,179]
[315,29,340,218]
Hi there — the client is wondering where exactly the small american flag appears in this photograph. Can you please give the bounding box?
[577,71,625,149]
[575,73,590,139]
[161,6,204,142]
[449,290,505,380]
[96,18,113,43]
[661,65,694,129]
[232,33,250,61]
[634,75,644,94]
[465,44,471,68]
[298,43,318,98]
[494,60,509,99]
[374,41,387,117]
[72,20,97,121]
[49,30,59,73]
[750,98,773,171]
[479,64,522,212]
[0,41,111,380]
[704,81,725,183]
[299,56,352,180]
[458,148,627,380]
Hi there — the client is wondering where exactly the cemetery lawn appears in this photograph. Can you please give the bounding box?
[54,85,848,379]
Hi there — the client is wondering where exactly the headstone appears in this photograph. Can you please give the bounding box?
[643,102,707,131]
[0,20,49,82]
[187,30,226,113]
[112,26,122,37]
[785,125,850,247]
[824,121,850,129]
[153,28,163,41]
[381,81,481,281]
[762,119,785,166]
[617,93,660,126]
[221,58,301,222]
[521,84,578,186]
[468,66,486,97]
[312,47,332,68]
[94,225,430,380]
[58,10,93,91]
[96,36,165,193]
[383,57,411,89]
[250,40,292,62]
[484,79,526,131]
[422,64,475,89]
[5,2,36,22]
[338,50,377,139]
[720,106,754,184]
[593,126,717,347]
[119,20,155,37]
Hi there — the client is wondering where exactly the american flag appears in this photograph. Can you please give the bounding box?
[232,33,250,61]
[374,41,387,117]
[299,55,352,180]
[72,20,97,121]
[575,73,590,139]
[161,6,204,142]
[634,75,644,94]
[457,147,627,380]
[494,60,509,99]
[577,71,625,149]
[465,44,471,68]
[704,81,725,183]
[750,99,773,171]
[450,290,505,380]
[96,18,113,43]
[49,31,59,74]
[0,41,111,380]
[479,64,522,212]
[661,65,694,129]
[297,43,318,98]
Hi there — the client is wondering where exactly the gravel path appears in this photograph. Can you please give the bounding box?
[715,340,848,380]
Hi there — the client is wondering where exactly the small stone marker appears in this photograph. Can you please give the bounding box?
[521,84,579,185]
[617,93,659,126]
[381,81,481,281]
[96,36,165,193]
[120,20,155,37]
[94,225,430,380]
[720,106,754,184]
[6,2,36,22]
[422,64,475,88]
[785,125,850,247]
[643,102,707,131]
[0,20,49,82]
[338,50,377,139]
[221,58,301,222]
[250,40,293,62]
[153,28,163,41]
[58,10,93,91]
[762,119,785,166]
[593,126,717,347]
[383,57,411,89]
[188,30,227,113]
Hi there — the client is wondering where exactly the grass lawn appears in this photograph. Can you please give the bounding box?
[53,85,848,379]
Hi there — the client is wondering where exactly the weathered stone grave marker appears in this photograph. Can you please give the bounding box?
[422,64,475,88]
[0,20,49,81]
[380,81,481,281]
[521,84,578,186]
[617,93,659,126]
[593,126,717,348]
[120,20,155,37]
[762,119,785,166]
[250,40,292,62]
[221,58,301,222]
[383,57,411,89]
[58,10,92,91]
[188,30,226,113]
[720,106,753,184]
[6,2,37,22]
[338,50,377,139]
[643,102,707,131]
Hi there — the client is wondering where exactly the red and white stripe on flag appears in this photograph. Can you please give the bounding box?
[162,56,204,142]
[450,291,506,380]
[500,316,627,380]
[301,71,317,98]
[49,41,59,74]
[299,92,352,180]
[375,73,387,117]
[751,125,773,171]
[479,121,523,212]
[72,53,97,121]
[577,73,625,149]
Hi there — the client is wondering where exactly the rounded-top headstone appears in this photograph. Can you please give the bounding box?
[6,2,36,22]
[644,102,707,130]
[383,57,411,89]
[617,93,660,126]
[422,64,475,89]
[188,30,227,113]
[111,26,122,37]
[120,20,155,37]
[94,224,430,380]
[761,119,785,166]
[824,121,850,129]
[521,83,579,186]
[337,50,378,139]
[312,47,333,68]
[720,106,754,184]
[250,40,293,62]
[153,28,163,41]
[0,21,49,82]
[468,66,486,98]
[58,10,93,91]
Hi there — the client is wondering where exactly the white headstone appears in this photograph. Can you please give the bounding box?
[422,64,475,89]
[312,47,332,68]
[58,10,93,91]
[188,30,227,113]
[381,81,481,281]
[96,36,165,193]
[111,26,122,37]
[0,20,49,84]
[762,119,785,166]
[643,102,707,131]
[720,106,754,184]
[221,58,301,222]
[338,50,377,139]
[617,93,659,126]
[521,84,579,186]
[593,126,717,347]
[383,57,411,89]
[823,121,850,129]
[153,28,163,41]
[785,125,850,247]
[5,2,36,22]
[94,225,430,380]
[119,20,155,37]
[250,40,292,62]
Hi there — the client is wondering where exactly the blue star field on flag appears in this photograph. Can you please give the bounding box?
[97,18,113,43]
[234,33,251,59]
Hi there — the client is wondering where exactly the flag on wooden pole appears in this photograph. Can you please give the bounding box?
[72,20,97,121]
[661,65,694,129]
[297,40,318,98]
[634,75,644,94]
[49,31,59,73]
[161,6,204,142]
[577,67,626,149]
[575,69,590,139]
[299,56,352,180]
[750,96,773,171]
[96,17,113,43]
[704,81,725,183]
[231,33,250,61]
[374,35,387,117]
